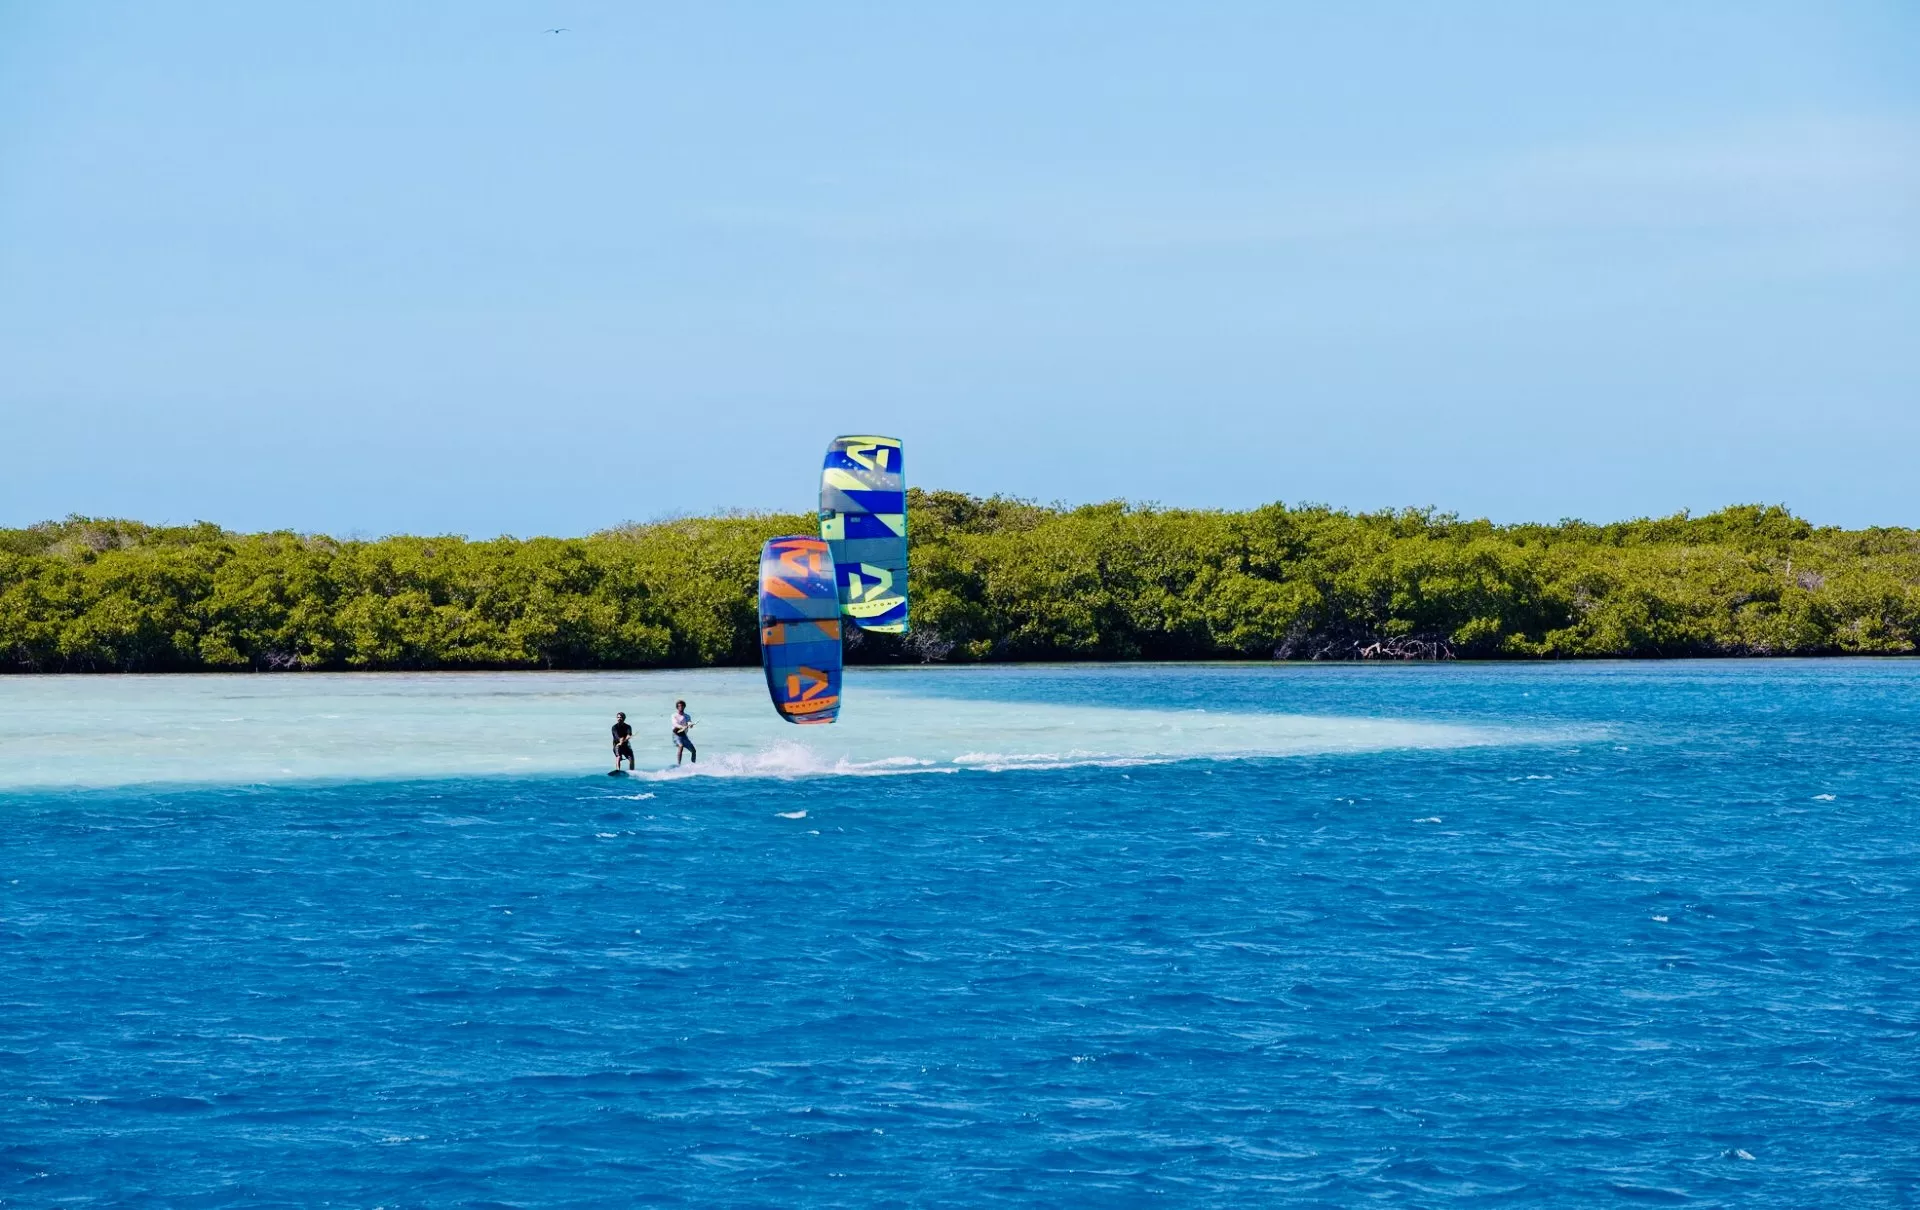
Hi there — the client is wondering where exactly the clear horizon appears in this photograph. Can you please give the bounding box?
[2,2,1915,535]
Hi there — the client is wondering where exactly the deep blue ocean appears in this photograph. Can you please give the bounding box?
[4,662,1918,1206]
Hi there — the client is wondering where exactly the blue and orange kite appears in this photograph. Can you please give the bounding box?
[758,535,843,725]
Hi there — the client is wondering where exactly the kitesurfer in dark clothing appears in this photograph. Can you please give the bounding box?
[672,700,697,765]
[611,712,635,772]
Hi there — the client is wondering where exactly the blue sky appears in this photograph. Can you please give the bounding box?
[1,2,1915,536]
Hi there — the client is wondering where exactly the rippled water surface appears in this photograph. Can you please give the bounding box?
[3,662,1918,1206]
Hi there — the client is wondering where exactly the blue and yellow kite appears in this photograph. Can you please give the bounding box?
[819,435,908,634]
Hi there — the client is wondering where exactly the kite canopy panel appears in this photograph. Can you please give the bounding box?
[819,435,908,634]
[758,535,843,725]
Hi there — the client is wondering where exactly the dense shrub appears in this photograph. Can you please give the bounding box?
[1,497,1914,671]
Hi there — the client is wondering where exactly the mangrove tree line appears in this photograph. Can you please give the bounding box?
[1,492,1916,671]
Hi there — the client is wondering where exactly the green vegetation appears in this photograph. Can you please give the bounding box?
[2,493,1917,672]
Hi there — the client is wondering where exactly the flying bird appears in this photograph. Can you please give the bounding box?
[546,27,568,34]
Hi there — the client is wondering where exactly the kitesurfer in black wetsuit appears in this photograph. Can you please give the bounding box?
[611,712,635,772]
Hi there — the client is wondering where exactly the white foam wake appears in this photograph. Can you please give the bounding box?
[625,742,945,782]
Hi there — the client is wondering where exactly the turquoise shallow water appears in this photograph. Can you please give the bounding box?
[3,662,1918,1205]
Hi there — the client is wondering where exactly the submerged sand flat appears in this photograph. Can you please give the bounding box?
[0,667,1556,791]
